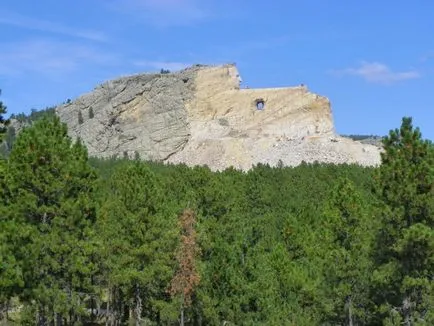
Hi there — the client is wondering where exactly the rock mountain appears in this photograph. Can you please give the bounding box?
[56,64,381,170]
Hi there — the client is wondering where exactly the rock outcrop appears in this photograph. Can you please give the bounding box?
[56,64,381,170]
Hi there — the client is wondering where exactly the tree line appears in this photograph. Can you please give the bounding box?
[0,95,433,325]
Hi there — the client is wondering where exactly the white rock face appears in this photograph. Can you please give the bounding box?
[56,64,381,170]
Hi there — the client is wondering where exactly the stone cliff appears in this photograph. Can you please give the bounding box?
[56,64,381,170]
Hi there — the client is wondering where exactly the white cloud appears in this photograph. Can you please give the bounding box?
[0,11,107,42]
[0,40,116,78]
[332,61,420,84]
[109,0,208,27]
[133,60,191,71]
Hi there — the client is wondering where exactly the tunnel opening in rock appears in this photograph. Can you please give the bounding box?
[255,98,265,110]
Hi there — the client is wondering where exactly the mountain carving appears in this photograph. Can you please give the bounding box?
[56,64,381,170]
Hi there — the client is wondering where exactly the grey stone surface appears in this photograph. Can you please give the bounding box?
[56,69,197,160]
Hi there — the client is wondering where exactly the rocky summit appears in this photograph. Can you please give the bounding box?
[56,64,381,170]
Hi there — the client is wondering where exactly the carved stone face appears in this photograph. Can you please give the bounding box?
[227,66,243,87]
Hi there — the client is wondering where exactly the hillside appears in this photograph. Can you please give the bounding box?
[2,83,432,325]
[55,64,381,170]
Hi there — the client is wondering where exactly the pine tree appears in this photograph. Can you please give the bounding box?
[372,117,434,325]
[0,175,24,320]
[323,177,375,325]
[98,162,178,325]
[169,208,201,326]
[3,116,98,324]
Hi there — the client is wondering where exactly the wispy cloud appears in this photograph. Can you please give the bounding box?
[0,10,107,42]
[110,0,209,27]
[331,61,420,84]
[0,39,116,78]
[133,60,191,71]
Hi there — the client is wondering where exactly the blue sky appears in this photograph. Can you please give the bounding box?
[1,0,433,138]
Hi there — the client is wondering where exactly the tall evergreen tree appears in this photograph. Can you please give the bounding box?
[98,162,178,325]
[3,116,98,325]
[372,117,434,325]
[323,177,375,325]
[0,178,23,320]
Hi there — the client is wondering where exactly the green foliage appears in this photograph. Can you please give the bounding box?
[160,68,171,74]
[1,115,98,323]
[322,177,377,324]
[1,113,433,325]
[372,117,434,324]
[9,107,55,124]
[83,157,382,325]
[1,107,56,158]
[97,162,178,324]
